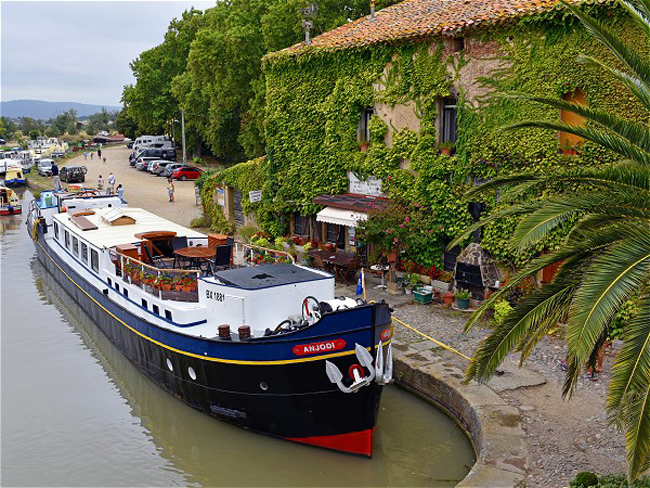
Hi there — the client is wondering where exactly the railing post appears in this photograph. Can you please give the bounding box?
[141,263,145,290]
[158,269,162,299]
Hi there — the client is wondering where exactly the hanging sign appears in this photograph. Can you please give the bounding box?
[348,171,383,196]
[349,226,356,246]
[249,190,262,203]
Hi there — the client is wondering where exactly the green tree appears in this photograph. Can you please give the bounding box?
[115,108,138,139]
[29,129,40,140]
[52,109,78,135]
[452,0,650,480]
[1,117,17,140]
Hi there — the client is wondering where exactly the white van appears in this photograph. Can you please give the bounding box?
[133,135,170,151]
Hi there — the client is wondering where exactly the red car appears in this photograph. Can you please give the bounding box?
[171,166,202,181]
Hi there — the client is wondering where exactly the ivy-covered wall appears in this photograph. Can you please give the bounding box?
[204,3,649,268]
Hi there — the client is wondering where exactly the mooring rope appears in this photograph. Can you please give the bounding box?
[392,316,472,362]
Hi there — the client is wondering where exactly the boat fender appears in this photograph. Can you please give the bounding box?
[355,298,366,306]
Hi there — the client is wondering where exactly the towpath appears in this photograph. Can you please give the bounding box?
[60,144,203,228]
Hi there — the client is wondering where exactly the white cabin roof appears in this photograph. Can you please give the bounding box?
[53,206,205,248]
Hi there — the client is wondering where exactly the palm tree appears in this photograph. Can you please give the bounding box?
[450,0,650,480]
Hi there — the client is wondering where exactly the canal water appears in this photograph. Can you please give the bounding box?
[1,189,475,487]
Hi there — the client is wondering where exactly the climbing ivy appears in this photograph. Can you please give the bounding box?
[201,3,648,268]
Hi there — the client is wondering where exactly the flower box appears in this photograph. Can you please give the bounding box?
[418,274,431,285]
[413,289,433,304]
[431,279,452,292]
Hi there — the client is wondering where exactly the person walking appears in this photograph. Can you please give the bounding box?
[51,161,60,190]
[116,184,125,203]
[108,172,116,194]
[83,150,88,160]
[103,156,107,164]
[90,152,94,160]
[97,174,104,192]
[167,178,175,203]
[98,148,102,159]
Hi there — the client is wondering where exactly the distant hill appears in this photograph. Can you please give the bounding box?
[0,100,121,120]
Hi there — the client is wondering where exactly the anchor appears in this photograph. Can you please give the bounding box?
[325,343,376,393]
[374,341,393,385]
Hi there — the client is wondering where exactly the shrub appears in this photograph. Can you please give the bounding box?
[238,225,258,243]
[493,300,514,325]
[190,216,208,228]
[570,472,599,488]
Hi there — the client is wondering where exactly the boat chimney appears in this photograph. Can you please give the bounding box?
[218,324,231,340]
[238,325,251,340]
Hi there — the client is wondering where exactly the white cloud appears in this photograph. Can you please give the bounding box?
[1,1,215,105]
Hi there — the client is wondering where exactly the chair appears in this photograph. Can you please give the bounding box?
[340,258,362,285]
[143,244,169,269]
[207,245,232,274]
[312,255,326,270]
[172,237,188,250]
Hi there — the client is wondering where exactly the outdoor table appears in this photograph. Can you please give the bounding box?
[308,249,355,282]
[370,264,389,290]
[174,246,214,269]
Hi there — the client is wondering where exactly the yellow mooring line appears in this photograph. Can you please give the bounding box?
[391,317,472,362]
[361,269,471,362]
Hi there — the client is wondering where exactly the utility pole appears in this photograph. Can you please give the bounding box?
[181,109,187,166]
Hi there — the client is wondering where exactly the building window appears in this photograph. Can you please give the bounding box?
[81,243,88,263]
[72,237,79,257]
[560,88,587,154]
[54,222,59,239]
[359,107,374,142]
[294,214,308,236]
[64,231,70,250]
[441,98,458,146]
[326,223,345,249]
[90,249,99,272]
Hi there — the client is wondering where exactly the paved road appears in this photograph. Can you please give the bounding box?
[64,145,203,228]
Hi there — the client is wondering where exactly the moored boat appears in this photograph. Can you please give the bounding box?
[0,186,21,215]
[4,165,26,187]
[26,190,393,456]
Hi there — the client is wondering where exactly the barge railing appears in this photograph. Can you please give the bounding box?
[108,248,200,303]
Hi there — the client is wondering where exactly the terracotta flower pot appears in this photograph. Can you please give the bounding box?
[384,250,397,262]
[162,284,171,291]
[443,292,454,307]
[359,142,370,152]
[441,148,452,156]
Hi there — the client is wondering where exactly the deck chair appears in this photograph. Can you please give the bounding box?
[210,245,232,272]
[143,244,169,269]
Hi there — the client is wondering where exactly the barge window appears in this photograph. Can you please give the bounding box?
[141,298,148,309]
[64,231,70,249]
[72,237,79,257]
[90,249,99,272]
[123,288,128,298]
[114,281,119,291]
[81,243,88,263]
[165,310,172,321]
[54,222,59,239]
[153,304,159,315]
[107,277,112,287]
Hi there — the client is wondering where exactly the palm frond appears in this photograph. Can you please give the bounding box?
[499,92,650,147]
[564,235,650,393]
[562,1,650,86]
[505,120,650,165]
[616,0,650,44]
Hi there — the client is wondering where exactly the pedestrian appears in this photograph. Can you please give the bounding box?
[103,156,107,164]
[116,184,125,203]
[108,172,116,194]
[97,174,104,191]
[98,148,102,159]
[90,152,94,160]
[51,161,61,190]
[167,178,175,203]
[83,150,88,160]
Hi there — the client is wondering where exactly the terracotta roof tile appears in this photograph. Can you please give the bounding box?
[279,0,606,54]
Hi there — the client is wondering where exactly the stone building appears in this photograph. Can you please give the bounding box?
[210,0,646,271]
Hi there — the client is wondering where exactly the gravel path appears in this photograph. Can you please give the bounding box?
[63,145,202,228]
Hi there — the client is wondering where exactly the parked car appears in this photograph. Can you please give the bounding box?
[136,156,159,170]
[138,147,176,161]
[60,166,87,183]
[150,160,173,175]
[0,138,6,145]
[171,166,202,181]
[37,159,54,176]
[162,163,186,178]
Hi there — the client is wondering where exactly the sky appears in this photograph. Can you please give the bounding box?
[1,1,214,106]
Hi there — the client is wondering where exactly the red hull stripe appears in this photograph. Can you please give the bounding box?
[287,429,374,457]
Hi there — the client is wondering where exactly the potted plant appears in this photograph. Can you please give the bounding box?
[161,274,173,291]
[359,139,370,152]
[455,288,471,309]
[438,141,455,156]
[432,270,454,292]
[443,291,454,307]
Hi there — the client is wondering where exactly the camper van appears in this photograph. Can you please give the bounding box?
[133,135,170,151]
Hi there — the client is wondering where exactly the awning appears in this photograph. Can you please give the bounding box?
[316,206,367,227]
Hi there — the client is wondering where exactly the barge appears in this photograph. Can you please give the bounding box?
[26,190,393,456]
